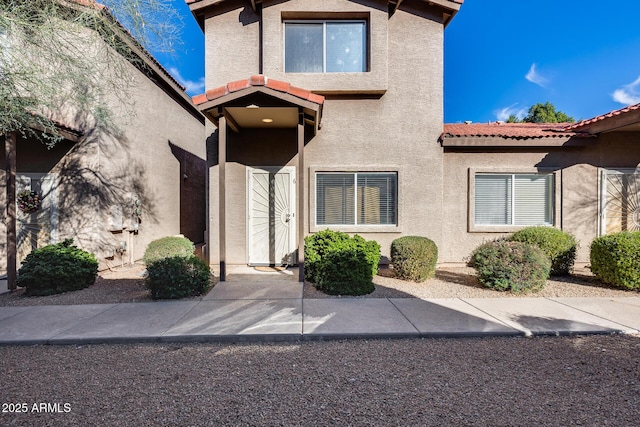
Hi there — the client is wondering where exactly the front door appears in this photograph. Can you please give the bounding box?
[247,166,296,266]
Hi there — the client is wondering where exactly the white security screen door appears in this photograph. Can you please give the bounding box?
[600,168,640,235]
[247,167,296,266]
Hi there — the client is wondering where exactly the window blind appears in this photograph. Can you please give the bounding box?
[475,175,512,225]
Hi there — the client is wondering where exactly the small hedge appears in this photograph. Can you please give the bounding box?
[315,248,375,296]
[510,226,577,276]
[390,236,438,282]
[590,231,640,290]
[469,240,551,293]
[143,236,195,265]
[145,255,212,299]
[304,229,380,296]
[17,239,98,296]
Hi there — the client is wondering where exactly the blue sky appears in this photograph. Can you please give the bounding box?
[154,0,640,124]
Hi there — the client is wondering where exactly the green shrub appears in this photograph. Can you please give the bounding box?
[143,236,195,265]
[590,231,640,290]
[510,226,577,275]
[17,239,98,296]
[304,230,351,283]
[470,240,551,293]
[390,236,438,282]
[315,248,375,296]
[304,230,380,283]
[304,229,380,295]
[145,255,212,299]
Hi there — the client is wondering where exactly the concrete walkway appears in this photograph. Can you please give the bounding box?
[1,266,639,345]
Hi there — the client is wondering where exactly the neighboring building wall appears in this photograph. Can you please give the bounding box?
[442,133,640,264]
[1,47,205,272]
[204,0,447,265]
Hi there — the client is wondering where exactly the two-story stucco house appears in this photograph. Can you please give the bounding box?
[187,0,463,280]
[187,0,640,282]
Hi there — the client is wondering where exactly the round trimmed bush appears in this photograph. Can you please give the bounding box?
[304,229,380,295]
[304,230,352,283]
[590,231,640,290]
[17,239,98,296]
[143,236,195,265]
[391,236,438,282]
[470,240,551,293]
[510,226,577,276]
[304,229,380,284]
[145,255,212,299]
[315,247,375,296]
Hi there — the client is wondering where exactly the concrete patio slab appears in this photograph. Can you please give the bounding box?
[549,297,640,332]
[465,298,635,336]
[0,306,30,321]
[0,304,116,344]
[163,299,302,339]
[302,298,418,338]
[52,301,200,344]
[205,280,302,300]
[390,298,520,337]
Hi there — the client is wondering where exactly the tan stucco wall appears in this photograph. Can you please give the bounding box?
[1,55,205,271]
[442,133,640,264]
[205,0,446,265]
[204,0,260,88]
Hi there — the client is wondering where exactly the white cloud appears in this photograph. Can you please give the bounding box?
[525,63,548,87]
[495,104,527,121]
[612,76,640,105]
[168,66,205,95]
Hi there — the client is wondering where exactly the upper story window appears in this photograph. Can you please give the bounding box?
[284,21,366,73]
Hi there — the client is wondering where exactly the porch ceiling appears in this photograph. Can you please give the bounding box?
[193,75,324,134]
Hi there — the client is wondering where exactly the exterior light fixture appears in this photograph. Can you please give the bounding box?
[262,118,273,123]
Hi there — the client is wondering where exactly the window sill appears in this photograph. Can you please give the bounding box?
[469,224,554,233]
[310,224,401,234]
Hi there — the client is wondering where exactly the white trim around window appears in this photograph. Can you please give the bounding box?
[309,166,401,233]
[284,20,367,73]
[468,168,560,232]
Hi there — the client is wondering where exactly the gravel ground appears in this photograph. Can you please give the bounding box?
[302,266,638,299]
[0,265,636,306]
[0,335,639,426]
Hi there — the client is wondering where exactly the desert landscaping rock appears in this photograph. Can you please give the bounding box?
[0,336,639,426]
[1,265,636,307]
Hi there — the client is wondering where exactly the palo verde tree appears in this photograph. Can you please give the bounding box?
[0,0,183,288]
[0,0,183,145]
[507,102,575,124]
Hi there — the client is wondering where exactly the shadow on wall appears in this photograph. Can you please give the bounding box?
[3,112,161,264]
[169,140,206,244]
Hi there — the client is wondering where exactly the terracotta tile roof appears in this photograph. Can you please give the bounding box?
[192,75,325,106]
[565,102,640,131]
[442,122,589,139]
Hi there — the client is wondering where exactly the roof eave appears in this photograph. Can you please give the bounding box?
[440,135,598,147]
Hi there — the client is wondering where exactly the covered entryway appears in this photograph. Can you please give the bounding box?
[194,75,324,282]
[247,166,296,266]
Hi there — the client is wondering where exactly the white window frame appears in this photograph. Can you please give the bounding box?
[283,20,367,73]
[598,167,640,236]
[468,168,559,233]
[310,167,401,233]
